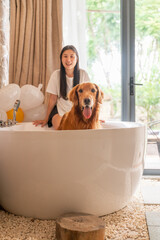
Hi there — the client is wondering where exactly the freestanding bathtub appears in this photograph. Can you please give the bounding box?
[0,121,146,219]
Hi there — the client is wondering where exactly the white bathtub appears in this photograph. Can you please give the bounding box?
[0,121,146,219]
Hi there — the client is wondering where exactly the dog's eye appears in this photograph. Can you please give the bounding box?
[79,89,83,93]
[91,88,96,93]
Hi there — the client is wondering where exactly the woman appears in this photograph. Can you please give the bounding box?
[33,45,90,129]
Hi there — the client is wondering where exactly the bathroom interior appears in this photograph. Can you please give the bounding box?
[0,0,160,239]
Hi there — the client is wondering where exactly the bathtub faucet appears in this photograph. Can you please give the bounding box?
[0,100,20,127]
[13,100,20,122]
[0,100,20,128]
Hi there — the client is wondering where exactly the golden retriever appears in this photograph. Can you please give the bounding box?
[58,82,104,130]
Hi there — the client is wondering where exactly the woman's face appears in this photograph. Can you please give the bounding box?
[61,49,77,71]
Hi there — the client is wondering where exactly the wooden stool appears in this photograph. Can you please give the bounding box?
[56,213,106,240]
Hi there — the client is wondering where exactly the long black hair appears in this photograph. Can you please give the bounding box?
[60,45,80,99]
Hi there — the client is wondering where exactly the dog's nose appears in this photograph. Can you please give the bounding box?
[84,98,91,105]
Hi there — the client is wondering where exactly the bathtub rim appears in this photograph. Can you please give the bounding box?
[0,121,146,132]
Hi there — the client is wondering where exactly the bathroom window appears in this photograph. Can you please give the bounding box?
[63,0,121,122]
[86,0,121,121]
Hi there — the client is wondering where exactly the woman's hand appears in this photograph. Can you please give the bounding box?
[33,119,48,127]
[33,94,57,128]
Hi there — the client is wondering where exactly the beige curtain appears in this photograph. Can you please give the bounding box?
[9,0,62,95]
[0,0,9,88]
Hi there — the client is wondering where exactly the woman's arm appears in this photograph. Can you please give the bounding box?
[33,94,57,127]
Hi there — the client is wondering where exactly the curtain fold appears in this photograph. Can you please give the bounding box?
[63,0,87,70]
[0,0,9,88]
[9,0,62,95]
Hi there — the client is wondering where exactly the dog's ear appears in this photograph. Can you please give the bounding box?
[94,84,104,104]
[68,85,79,105]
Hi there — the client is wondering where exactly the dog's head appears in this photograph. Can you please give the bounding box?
[68,82,104,120]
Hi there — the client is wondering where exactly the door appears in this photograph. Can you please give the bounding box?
[135,0,160,174]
